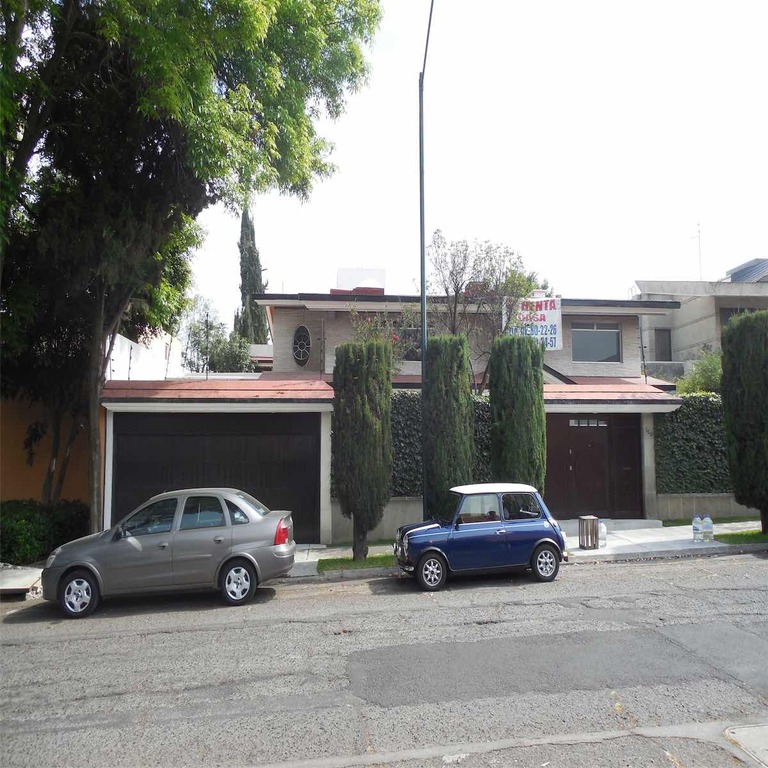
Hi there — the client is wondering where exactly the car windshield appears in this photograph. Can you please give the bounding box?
[234,491,269,517]
[434,493,463,525]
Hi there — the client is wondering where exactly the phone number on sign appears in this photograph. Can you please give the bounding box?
[519,324,559,337]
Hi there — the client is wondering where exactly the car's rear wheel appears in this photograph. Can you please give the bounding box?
[220,560,257,605]
[59,569,99,618]
[416,552,447,591]
[531,544,560,582]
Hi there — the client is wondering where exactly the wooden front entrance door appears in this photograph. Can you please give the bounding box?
[545,414,642,518]
[569,418,609,514]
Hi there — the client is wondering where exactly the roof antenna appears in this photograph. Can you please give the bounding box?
[692,223,702,280]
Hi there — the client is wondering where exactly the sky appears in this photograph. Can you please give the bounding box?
[193,0,768,327]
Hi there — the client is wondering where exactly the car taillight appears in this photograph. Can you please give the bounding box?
[274,518,289,546]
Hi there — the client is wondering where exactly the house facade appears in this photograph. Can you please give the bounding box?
[254,283,683,540]
[21,274,765,545]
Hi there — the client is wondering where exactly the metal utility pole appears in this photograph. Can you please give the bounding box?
[419,0,435,520]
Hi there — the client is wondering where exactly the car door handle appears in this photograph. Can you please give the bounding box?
[496,529,505,534]
[157,542,169,549]
[213,536,224,543]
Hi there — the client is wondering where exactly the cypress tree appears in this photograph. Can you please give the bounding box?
[423,335,474,519]
[234,208,269,344]
[332,340,393,559]
[721,310,768,534]
[489,335,546,490]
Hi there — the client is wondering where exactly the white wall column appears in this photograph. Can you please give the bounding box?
[319,410,333,544]
[641,412,658,519]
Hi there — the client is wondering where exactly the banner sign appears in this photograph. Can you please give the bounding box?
[509,292,562,350]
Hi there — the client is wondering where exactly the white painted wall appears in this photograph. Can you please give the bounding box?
[107,334,185,380]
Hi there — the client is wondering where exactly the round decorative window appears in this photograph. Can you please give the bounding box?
[292,325,311,366]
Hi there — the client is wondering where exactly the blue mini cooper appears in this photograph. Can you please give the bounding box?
[394,483,568,591]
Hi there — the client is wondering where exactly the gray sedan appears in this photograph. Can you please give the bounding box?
[42,488,295,618]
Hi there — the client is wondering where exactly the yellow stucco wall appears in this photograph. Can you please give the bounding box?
[0,399,90,502]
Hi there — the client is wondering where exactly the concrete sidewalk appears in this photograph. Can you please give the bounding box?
[2,520,765,597]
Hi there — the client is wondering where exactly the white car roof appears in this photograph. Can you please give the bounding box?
[450,483,539,495]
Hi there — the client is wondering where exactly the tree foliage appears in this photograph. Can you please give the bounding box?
[332,340,392,559]
[427,229,549,389]
[349,302,421,370]
[721,311,768,533]
[675,345,722,394]
[488,335,546,491]
[1,0,380,528]
[422,335,475,519]
[234,208,269,344]
[182,297,254,374]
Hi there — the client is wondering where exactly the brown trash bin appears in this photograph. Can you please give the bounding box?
[578,515,599,549]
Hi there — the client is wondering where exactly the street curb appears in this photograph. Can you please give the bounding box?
[567,543,768,565]
[278,544,768,583]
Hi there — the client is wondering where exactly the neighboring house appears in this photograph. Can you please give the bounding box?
[1,332,186,506]
[635,258,768,381]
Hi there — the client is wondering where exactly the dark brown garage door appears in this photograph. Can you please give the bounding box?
[111,412,320,542]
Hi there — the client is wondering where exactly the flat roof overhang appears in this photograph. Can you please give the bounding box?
[101,379,334,413]
[255,293,680,316]
[544,382,681,413]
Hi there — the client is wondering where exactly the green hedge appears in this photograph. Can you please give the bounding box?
[351,390,729,500]
[390,389,423,496]
[0,500,89,565]
[654,394,731,493]
[386,390,491,497]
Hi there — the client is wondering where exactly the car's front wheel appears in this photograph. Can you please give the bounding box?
[416,552,447,591]
[220,560,257,605]
[59,569,100,618]
[531,544,560,582]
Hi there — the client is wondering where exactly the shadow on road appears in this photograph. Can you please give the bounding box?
[0,586,277,625]
[364,568,534,595]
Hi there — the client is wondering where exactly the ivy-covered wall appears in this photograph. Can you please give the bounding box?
[339,390,731,499]
[654,394,731,493]
[382,390,492,497]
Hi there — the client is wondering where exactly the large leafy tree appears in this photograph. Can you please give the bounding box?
[488,335,546,491]
[332,340,392,560]
[422,335,474,519]
[234,208,269,344]
[427,229,549,389]
[2,0,380,530]
[721,311,768,534]
[1,164,198,506]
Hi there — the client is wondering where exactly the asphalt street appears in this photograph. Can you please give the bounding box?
[0,553,767,767]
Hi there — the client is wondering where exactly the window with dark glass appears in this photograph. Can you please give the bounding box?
[720,307,758,327]
[180,496,226,530]
[571,321,621,363]
[123,498,178,536]
[502,493,542,521]
[654,328,672,361]
[457,493,500,523]
[226,500,250,525]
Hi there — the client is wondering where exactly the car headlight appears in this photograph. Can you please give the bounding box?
[45,548,61,568]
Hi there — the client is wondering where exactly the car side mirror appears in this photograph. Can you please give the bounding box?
[113,525,125,541]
